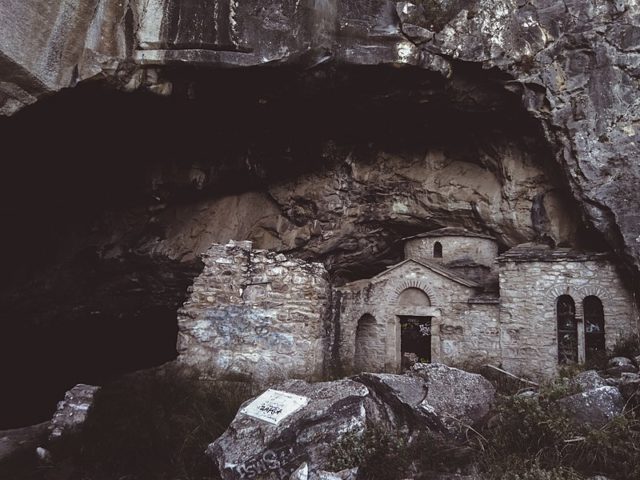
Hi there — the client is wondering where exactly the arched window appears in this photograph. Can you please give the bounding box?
[557,295,578,363]
[433,241,443,258]
[584,296,605,362]
[354,314,377,373]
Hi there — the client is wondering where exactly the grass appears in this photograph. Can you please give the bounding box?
[612,334,640,360]
[65,363,253,480]
[329,360,640,480]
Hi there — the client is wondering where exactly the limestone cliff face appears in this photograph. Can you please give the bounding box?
[1,0,638,284]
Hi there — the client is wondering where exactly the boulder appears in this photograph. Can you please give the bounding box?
[48,384,100,443]
[571,370,607,391]
[558,386,625,428]
[356,363,495,435]
[208,379,370,480]
[410,363,495,433]
[209,365,495,478]
[606,357,638,376]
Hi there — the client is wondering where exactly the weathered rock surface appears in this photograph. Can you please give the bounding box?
[356,363,495,435]
[571,370,607,392]
[48,384,100,443]
[210,364,494,478]
[2,0,640,292]
[209,378,369,480]
[558,386,625,428]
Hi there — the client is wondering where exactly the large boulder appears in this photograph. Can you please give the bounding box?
[558,386,625,428]
[571,370,607,391]
[208,379,370,480]
[209,364,495,479]
[356,363,495,435]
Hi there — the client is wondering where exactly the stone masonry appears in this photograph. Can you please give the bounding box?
[177,241,330,383]
[499,246,639,377]
[178,231,639,382]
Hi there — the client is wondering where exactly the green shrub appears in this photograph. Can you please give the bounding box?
[500,463,582,480]
[565,412,640,480]
[329,426,476,479]
[328,426,410,480]
[612,335,640,360]
[480,388,640,480]
[75,364,253,480]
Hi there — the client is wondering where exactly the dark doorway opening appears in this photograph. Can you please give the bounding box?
[584,295,605,363]
[399,315,432,370]
[557,295,578,364]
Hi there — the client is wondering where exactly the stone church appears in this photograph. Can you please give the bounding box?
[177,229,639,381]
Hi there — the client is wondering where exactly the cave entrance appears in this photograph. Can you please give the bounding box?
[399,316,432,370]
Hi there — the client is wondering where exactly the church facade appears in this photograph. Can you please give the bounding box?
[177,229,639,382]
[338,228,639,378]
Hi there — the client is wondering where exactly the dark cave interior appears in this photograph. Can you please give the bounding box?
[0,64,606,428]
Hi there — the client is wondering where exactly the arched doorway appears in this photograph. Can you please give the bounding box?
[354,314,378,373]
[433,241,443,258]
[584,296,605,362]
[397,288,432,369]
[557,295,578,364]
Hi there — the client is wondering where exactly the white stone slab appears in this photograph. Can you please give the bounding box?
[240,389,309,425]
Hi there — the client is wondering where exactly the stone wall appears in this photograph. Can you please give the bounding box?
[404,236,499,268]
[499,255,640,378]
[338,261,501,374]
[177,241,331,383]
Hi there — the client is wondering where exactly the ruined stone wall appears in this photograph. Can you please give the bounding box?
[499,258,639,378]
[404,236,499,268]
[338,261,500,374]
[177,241,330,383]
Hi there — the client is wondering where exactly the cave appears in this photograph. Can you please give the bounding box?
[0,63,608,428]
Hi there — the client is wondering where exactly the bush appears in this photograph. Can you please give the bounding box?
[328,426,410,480]
[74,364,253,480]
[612,335,640,360]
[480,387,640,480]
[329,426,476,479]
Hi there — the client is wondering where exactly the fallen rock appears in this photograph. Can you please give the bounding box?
[355,363,495,435]
[410,363,495,433]
[208,379,370,480]
[572,370,607,391]
[606,357,638,376]
[48,384,100,443]
[558,386,625,428]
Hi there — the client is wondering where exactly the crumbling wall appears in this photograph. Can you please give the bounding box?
[499,255,639,378]
[177,241,331,383]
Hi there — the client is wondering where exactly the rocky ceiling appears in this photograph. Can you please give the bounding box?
[1,0,639,427]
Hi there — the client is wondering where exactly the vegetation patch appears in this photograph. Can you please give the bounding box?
[69,364,253,480]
